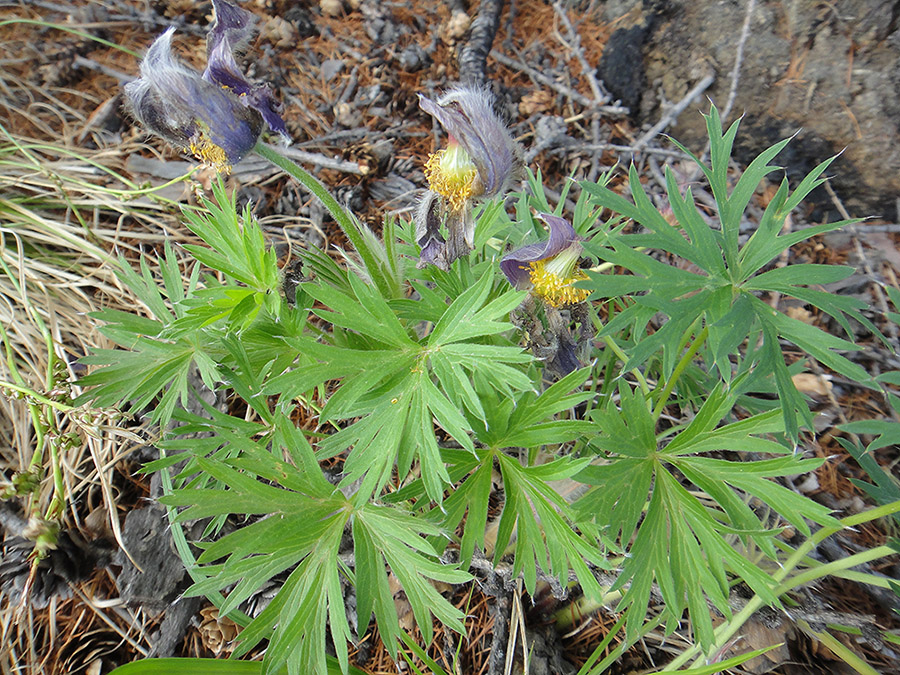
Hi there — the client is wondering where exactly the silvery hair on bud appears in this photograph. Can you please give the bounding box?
[123,28,199,149]
[123,27,263,164]
[420,84,523,199]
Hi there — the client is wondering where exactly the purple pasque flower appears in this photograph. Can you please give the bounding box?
[419,86,520,205]
[504,214,595,376]
[124,0,287,172]
[415,85,521,269]
[500,213,590,308]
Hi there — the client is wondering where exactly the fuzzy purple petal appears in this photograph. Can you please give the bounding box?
[419,86,520,198]
[415,190,445,267]
[208,0,256,53]
[204,0,289,139]
[124,28,262,164]
[500,213,579,288]
[548,335,581,376]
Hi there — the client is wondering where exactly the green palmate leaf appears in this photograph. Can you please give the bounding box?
[574,458,654,545]
[721,134,793,241]
[396,280,453,323]
[76,340,200,425]
[744,218,861,281]
[181,179,281,294]
[266,339,415,404]
[344,214,407,300]
[89,307,164,347]
[112,242,197,325]
[76,241,214,425]
[321,367,472,503]
[170,280,281,335]
[582,238,708,300]
[436,343,533,397]
[835,424,900,525]
[235,525,350,675]
[299,243,353,294]
[744,265,883,346]
[749,294,872,385]
[622,292,710,376]
[353,504,470,656]
[427,453,492,566]
[159,446,352,675]
[623,164,710,266]
[757,320,813,442]
[304,275,416,349]
[494,453,604,597]
[676,455,837,534]
[324,392,410,496]
[664,167,725,277]
[163,457,313,520]
[406,377,454,501]
[499,419,595,449]
[430,349,488,421]
[504,367,594,428]
[748,263,855,288]
[706,294,755,381]
[611,468,778,650]
[473,198,513,251]
[588,382,655,458]
[230,312,306,378]
[428,270,524,346]
[840,419,900,452]
[660,380,739,450]
[576,376,834,649]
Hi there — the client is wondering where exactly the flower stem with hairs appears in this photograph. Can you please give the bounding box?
[253,142,392,298]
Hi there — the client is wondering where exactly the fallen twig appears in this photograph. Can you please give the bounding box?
[721,0,757,123]
[458,0,505,84]
[490,49,629,116]
[269,145,366,175]
[825,182,897,343]
[633,73,715,150]
[552,1,608,105]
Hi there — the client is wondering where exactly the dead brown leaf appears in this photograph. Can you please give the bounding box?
[792,373,833,397]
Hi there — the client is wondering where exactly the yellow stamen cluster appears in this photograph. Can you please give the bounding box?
[189,137,231,174]
[424,145,477,211]
[528,260,590,307]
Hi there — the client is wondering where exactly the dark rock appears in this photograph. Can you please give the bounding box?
[398,44,430,72]
[116,504,185,611]
[360,0,399,45]
[0,528,114,609]
[320,59,345,82]
[597,24,650,112]
[150,595,203,657]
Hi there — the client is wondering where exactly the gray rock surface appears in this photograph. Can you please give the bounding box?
[600,0,900,219]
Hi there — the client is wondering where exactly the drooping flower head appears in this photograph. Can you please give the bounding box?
[419,86,520,209]
[500,213,591,307]
[415,86,521,269]
[123,0,287,172]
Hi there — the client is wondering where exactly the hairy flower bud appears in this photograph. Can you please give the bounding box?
[504,214,596,376]
[204,0,288,139]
